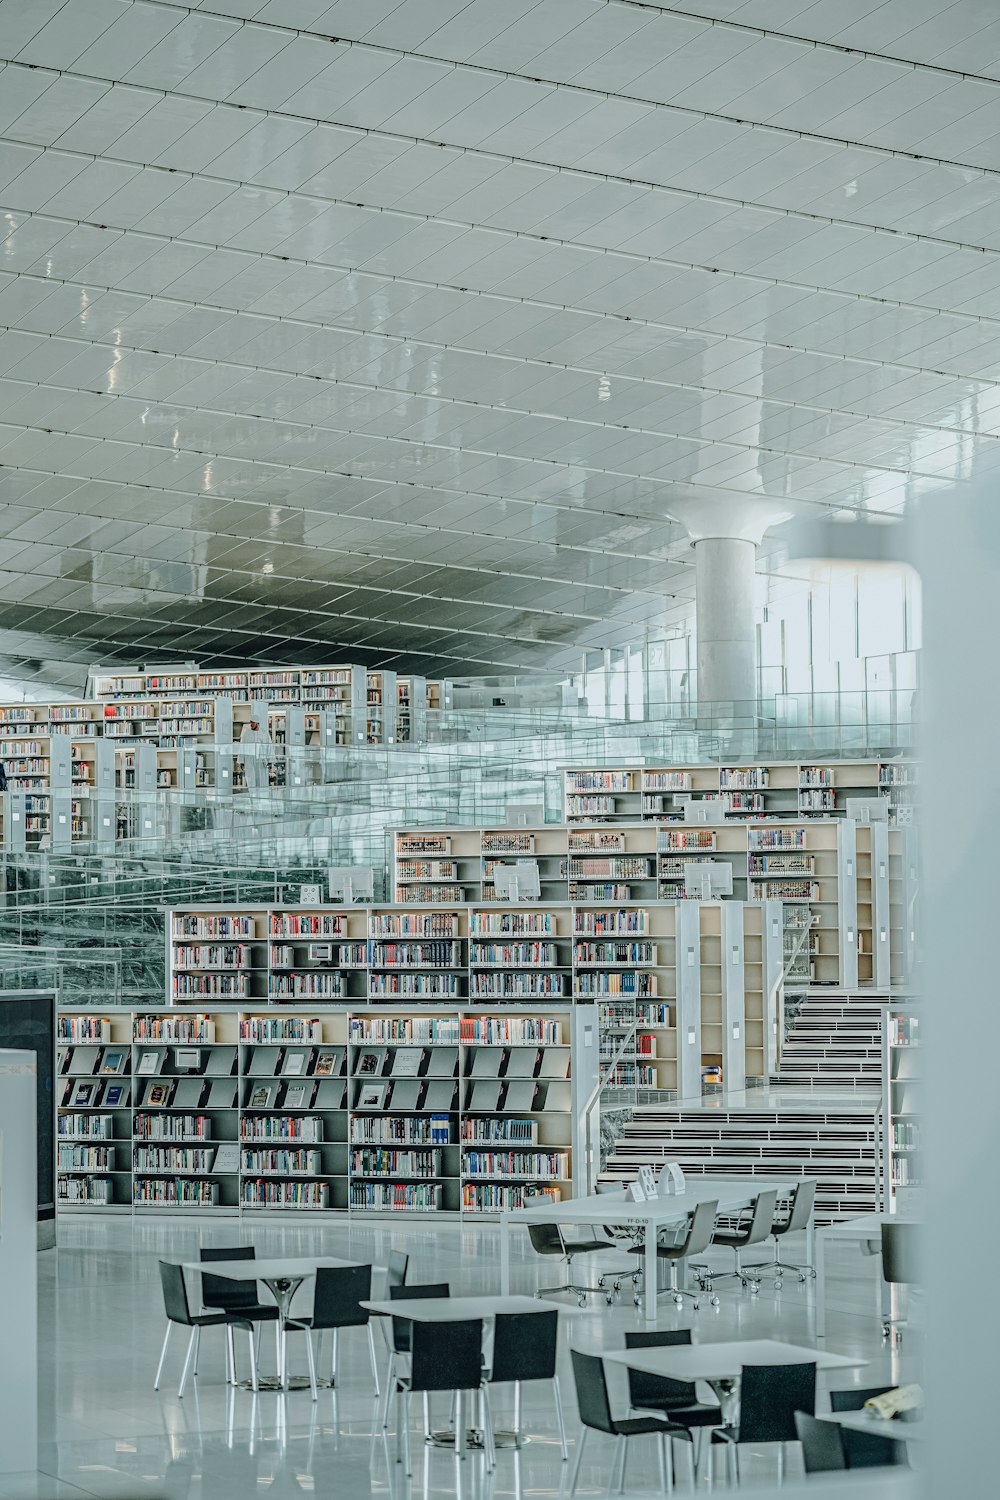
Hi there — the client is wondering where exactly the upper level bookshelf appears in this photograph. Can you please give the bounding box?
[391,821,916,989]
[563,761,916,824]
[86,664,453,745]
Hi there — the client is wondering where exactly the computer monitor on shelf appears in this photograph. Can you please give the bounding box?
[682,861,734,899]
[845,797,889,823]
[506,803,545,827]
[328,866,374,903]
[492,859,541,901]
[681,797,727,825]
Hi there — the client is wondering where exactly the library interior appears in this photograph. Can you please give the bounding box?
[0,2,992,1498]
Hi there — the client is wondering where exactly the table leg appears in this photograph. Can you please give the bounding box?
[245,1278,307,1392]
[709,1377,740,1429]
[815,1229,827,1340]
[500,1219,511,1294]
[644,1223,657,1323]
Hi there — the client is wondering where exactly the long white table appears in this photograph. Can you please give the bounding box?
[605,1337,865,1426]
[178,1255,385,1390]
[499,1177,813,1322]
[819,1411,924,1445]
[814,1214,920,1338]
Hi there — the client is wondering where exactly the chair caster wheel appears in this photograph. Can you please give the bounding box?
[882,1324,891,1339]
[692,1302,700,1311]
[606,1295,615,1306]
[749,1283,760,1295]
[799,1274,808,1283]
[674,1296,684,1308]
[578,1297,588,1309]
[711,1297,720,1307]
[613,1281,622,1293]
[634,1297,642,1308]
[740,1279,747,1288]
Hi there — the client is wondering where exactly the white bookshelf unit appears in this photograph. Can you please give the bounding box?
[393,818,906,989]
[881,1001,920,1214]
[564,761,917,824]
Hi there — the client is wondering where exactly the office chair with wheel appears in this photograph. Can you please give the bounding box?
[626,1198,719,1309]
[523,1186,612,1307]
[881,1221,920,1342]
[693,1189,778,1295]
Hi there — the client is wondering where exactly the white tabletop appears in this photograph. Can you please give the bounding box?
[820,1411,924,1443]
[821,1213,921,1242]
[501,1176,805,1226]
[364,1294,570,1321]
[603,1339,865,1382]
[180,1256,382,1280]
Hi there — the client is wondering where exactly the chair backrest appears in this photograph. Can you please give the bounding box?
[199,1245,258,1312]
[387,1250,409,1289]
[311,1263,372,1330]
[782,1179,817,1234]
[795,1411,848,1472]
[408,1318,483,1394]
[881,1222,920,1287]
[570,1349,616,1437]
[388,1281,449,1354]
[680,1198,718,1258]
[526,1220,565,1255]
[490,1309,558,1384]
[741,1189,779,1249]
[737,1362,816,1443]
[624,1328,696,1411]
[159,1260,192,1327]
[830,1385,909,1469]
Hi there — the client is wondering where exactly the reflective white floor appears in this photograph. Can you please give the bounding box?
[17,1214,917,1499]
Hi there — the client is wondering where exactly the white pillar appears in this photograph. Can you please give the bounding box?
[665,492,791,718]
[920,482,997,1499]
[694,536,758,711]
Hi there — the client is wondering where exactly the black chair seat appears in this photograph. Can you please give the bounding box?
[647,1400,722,1428]
[195,1311,254,1332]
[615,1415,689,1439]
[238,1303,279,1322]
[190,1310,235,1329]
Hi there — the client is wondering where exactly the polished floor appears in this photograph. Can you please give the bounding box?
[16,1212,918,1500]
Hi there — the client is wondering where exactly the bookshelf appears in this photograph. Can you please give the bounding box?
[86,662,451,747]
[56,999,598,1219]
[564,761,916,824]
[881,1001,920,1213]
[394,819,883,989]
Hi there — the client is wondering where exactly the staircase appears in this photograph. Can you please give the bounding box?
[774,993,885,1087]
[602,991,887,1222]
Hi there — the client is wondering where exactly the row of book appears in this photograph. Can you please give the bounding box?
[350,1148,442,1178]
[461,1184,560,1211]
[578,972,659,995]
[462,1151,566,1178]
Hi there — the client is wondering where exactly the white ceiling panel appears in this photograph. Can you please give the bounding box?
[0,0,988,672]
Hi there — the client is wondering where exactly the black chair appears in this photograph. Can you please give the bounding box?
[394,1318,486,1475]
[482,1309,567,1462]
[624,1329,722,1484]
[795,1410,848,1473]
[626,1198,719,1309]
[881,1221,920,1341]
[283,1263,380,1401]
[569,1348,687,1497]
[379,1281,450,1430]
[155,1260,256,1397]
[199,1245,280,1385]
[752,1180,818,1284]
[523,1187,612,1307]
[695,1189,779,1295]
[830,1386,910,1468]
[711,1361,816,1485]
[387,1250,409,1289]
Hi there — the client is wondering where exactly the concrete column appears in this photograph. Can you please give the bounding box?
[665,491,791,718]
[694,535,758,711]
